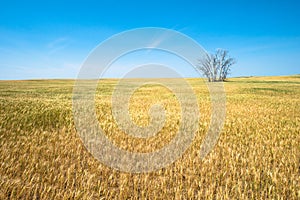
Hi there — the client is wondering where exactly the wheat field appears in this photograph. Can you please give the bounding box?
[0,75,299,199]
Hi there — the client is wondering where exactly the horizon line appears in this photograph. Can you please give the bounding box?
[0,74,299,81]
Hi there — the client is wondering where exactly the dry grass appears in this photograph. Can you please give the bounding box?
[0,75,299,199]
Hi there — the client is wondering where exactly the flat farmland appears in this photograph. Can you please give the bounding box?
[0,76,299,199]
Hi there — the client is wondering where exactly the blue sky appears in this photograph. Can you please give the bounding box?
[0,0,299,79]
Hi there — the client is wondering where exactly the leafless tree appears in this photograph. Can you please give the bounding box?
[197,49,236,82]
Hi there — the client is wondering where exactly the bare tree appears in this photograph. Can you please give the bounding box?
[197,49,236,82]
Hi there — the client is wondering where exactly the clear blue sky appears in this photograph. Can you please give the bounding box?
[0,0,299,79]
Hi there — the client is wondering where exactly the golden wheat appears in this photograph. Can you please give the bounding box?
[0,76,299,199]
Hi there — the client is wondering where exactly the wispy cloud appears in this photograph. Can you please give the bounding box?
[47,37,70,55]
[146,26,187,54]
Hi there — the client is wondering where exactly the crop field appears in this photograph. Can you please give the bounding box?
[0,75,299,199]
